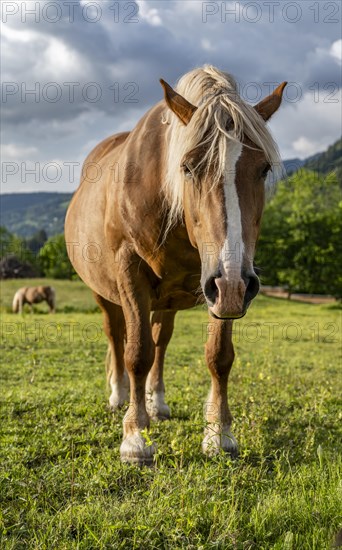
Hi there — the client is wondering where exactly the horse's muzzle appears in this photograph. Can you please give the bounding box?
[204,272,260,319]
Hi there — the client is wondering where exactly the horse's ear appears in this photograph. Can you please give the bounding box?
[254,82,287,121]
[160,78,197,125]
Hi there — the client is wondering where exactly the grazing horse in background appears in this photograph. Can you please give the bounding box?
[65,66,287,465]
[12,286,56,314]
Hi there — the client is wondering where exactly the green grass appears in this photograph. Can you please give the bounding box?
[0,280,341,549]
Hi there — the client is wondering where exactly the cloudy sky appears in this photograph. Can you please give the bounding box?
[1,0,341,193]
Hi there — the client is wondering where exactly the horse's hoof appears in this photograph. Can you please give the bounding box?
[109,398,126,412]
[120,433,156,465]
[202,429,238,458]
[147,404,171,422]
[149,412,170,422]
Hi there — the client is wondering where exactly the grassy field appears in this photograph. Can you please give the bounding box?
[0,279,341,549]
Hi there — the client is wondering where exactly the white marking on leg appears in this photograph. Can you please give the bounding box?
[120,432,156,464]
[202,423,238,456]
[146,389,171,420]
[109,369,129,410]
[202,390,238,457]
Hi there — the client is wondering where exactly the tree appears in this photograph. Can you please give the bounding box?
[1,226,25,259]
[0,226,40,273]
[256,170,342,298]
[25,229,48,255]
[39,234,77,279]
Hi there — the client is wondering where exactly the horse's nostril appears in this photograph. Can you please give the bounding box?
[245,274,260,303]
[204,276,219,305]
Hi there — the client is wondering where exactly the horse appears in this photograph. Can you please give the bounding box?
[65,65,287,465]
[12,286,56,314]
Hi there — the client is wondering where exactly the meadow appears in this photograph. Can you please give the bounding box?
[0,279,341,549]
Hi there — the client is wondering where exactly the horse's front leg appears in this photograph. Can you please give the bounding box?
[146,310,176,421]
[202,317,238,457]
[118,260,156,465]
[47,297,56,313]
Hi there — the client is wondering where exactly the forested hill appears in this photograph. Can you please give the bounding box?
[1,138,341,238]
[304,137,342,178]
[283,137,342,179]
[1,192,72,237]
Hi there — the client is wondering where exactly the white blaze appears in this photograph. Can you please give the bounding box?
[220,141,244,277]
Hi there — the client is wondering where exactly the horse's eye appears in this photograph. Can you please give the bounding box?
[226,117,234,132]
[182,163,193,179]
[261,163,271,179]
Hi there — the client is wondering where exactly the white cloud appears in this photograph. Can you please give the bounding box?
[314,39,342,66]
[330,39,342,64]
[0,22,39,43]
[2,22,90,82]
[137,1,162,26]
[201,39,215,52]
[1,143,38,159]
[292,137,324,157]
[269,90,342,159]
[38,37,90,80]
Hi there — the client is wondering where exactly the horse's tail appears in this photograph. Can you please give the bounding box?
[12,290,23,314]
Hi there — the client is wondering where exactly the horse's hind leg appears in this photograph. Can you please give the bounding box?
[94,293,129,410]
[146,310,176,421]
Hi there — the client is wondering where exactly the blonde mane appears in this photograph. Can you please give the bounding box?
[163,65,282,231]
